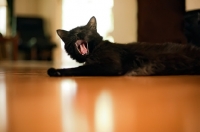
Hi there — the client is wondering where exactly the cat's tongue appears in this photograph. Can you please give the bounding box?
[75,40,89,55]
[80,44,88,55]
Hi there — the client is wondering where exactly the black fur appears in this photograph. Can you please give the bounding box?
[47,16,200,76]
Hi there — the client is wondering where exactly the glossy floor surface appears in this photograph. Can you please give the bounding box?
[0,61,200,132]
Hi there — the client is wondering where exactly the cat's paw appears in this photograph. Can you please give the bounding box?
[47,68,61,77]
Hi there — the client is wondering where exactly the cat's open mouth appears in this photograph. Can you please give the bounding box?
[75,40,89,55]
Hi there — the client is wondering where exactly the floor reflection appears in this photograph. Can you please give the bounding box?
[95,91,114,132]
[1,64,200,132]
[0,74,7,132]
[61,79,90,132]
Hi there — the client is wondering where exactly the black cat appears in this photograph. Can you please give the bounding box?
[47,16,200,76]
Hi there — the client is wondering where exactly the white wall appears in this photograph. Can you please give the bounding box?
[0,0,6,6]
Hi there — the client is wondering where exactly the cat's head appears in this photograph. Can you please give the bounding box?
[57,16,103,63]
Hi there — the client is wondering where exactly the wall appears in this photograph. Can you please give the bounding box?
[113,0,138,43]
[186,0,200,11]
[14,0,39,16]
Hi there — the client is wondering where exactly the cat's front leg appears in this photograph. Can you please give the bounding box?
[47,64,123,76]
[47,68,63,76]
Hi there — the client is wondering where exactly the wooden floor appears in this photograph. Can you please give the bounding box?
[0,61,200,132]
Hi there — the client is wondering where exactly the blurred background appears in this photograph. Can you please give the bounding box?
[0,0,200,65]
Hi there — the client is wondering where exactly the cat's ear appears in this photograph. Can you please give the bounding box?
[57,29,69,40]
[86,16,97,30]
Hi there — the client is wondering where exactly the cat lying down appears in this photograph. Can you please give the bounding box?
[47,16,200,76]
